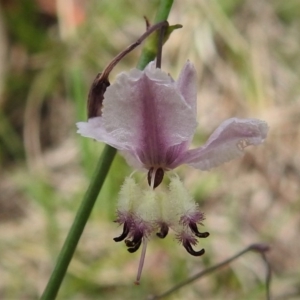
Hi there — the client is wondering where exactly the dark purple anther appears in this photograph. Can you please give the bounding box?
[124,231,143,247]
[189,222,210,238]
[127,239,142,253]
[113,222,130,242]
[156,223,169,239]
[183,240,205,257]
[147,167,164,189]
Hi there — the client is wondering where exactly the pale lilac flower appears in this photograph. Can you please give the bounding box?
[77,61,268,177]
[76,61,268,283]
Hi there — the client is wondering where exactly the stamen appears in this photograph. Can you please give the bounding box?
[127,239,142,253]
[113,222,130,242]
[124,231,143,247]
[147,167,164,189]
[134,238,148,285]
[189,222,210,238]
[156,223,169,239]
[183,240,205,257]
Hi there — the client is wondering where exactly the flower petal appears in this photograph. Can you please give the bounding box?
[76,117,128,149]
[172,118,268,170]
[77,117,145,169]
[119,150,144,170]
[161,61,199,162]
[101,62,197,168]
[176,61,198,115]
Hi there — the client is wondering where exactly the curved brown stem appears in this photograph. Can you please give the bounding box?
[88,21,169,118]
[149,243,271,300]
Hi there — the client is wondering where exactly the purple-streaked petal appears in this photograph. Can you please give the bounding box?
[171,118,268,170]
[176,61,198,115]
[101,63,197,168]
[165,141,191,167]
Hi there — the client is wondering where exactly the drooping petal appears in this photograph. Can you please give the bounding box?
[77,117,147,169]
[76,117,129,150]
[101,62,197,168]
[171,118,268,170]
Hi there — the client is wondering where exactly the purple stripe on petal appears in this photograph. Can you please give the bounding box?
[102,63,197,168]
[139,72,198,167]
[165,141,189,167]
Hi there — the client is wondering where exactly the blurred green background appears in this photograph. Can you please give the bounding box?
[0,0,299,299]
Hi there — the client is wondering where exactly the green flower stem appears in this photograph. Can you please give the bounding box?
[137,0,174,69]
[40,0,174,299]
[40,146,116,300]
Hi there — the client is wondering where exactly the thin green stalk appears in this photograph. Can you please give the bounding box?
[137,0,174,69]
[40,145,116,300]
[40,1,175,299]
